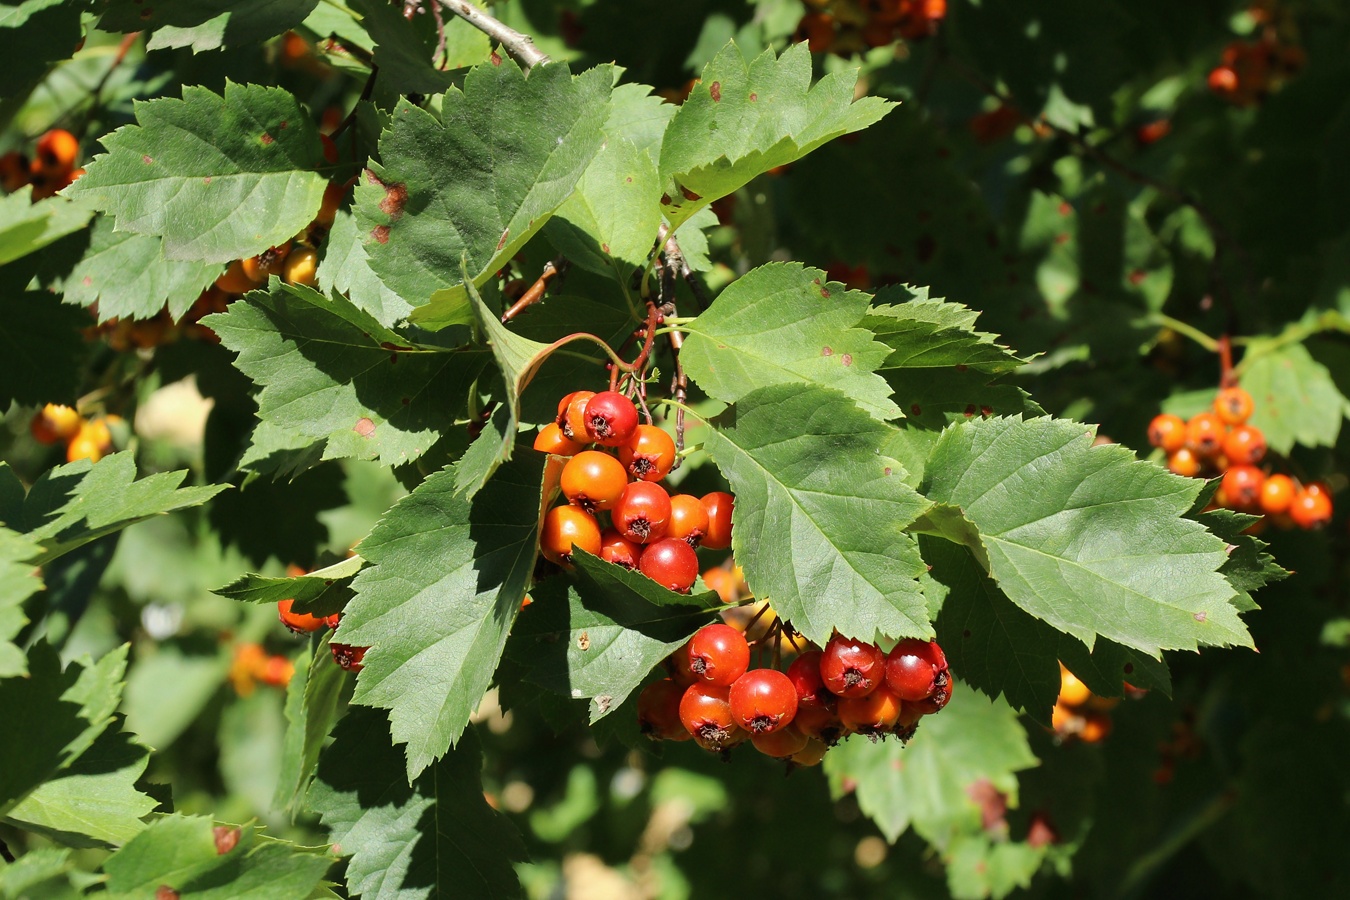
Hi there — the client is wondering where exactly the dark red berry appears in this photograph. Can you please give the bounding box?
[786,650,834,708]
[728,668,798,734]
[331,643,367,672]
[637,679,691,741]
[820,634,885,698]
[583,391,639,447]
[613,482,672,544]
[884,638,946,701]
[686,623,751,686]
[679,682,740,751]
[639,538,699,592]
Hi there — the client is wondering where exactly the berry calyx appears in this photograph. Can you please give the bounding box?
[820,634,885,698]
[533,422,584,457]
[912,671,953,713]
[884,638,945,701]
[278,598,330,633]
[240,242,292,282]
[679,682,740,751]
[637,679,692,741]
[1223,425,1266,466]
[613,481,672,544]
[1214,386,1254,425]
[1147,413,1186,452]
[666,494,710,547]
[560,451,628,512]
[540,505,601,565]
[686,623,751,686]
[1185,412,1227,457]
[792,702,845,745]
[619,424,676,482]
[638,538,699,592]
[700,491,734,550]
[838,684,903,736]
[599,528,642,569]
[728,668,799,734]
[583,391,639,447]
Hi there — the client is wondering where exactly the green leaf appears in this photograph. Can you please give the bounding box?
[315,209,414,329]
[355,61,613,329]
[0,527,42,677]
[865,293,1026,375]
[121,646,229,751]
[702,385,931,646]
[0,847,75,898]
[213,555,363,615]
[0,454,225,567]
[347,0,484,95]
[0,0,83,99]
[946,834,1044,900]
[543,134,663,283]
[341,452,547,778]
[824,683,1037,846]
[681,262,899,420]
[1198,508,1289,613]
[100,0,319,53]
[206,284,490,474]
[5,724,155,847]
[507,558,717,722]
[67,82,327,263]
[1238,342,1350,453]
[310,710,526,900]
[658,41,893,231]
[63,217,220,322]
[0,190,94,266]
[922,417,1250,656]
[0,289,88,407]
[102,816,331,899]
[274,636,346,813]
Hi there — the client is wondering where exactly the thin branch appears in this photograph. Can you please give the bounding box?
[436,0,551,71]
[661,233,712,312]
[76,32,140,140]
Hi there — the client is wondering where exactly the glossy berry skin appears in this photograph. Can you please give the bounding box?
[686,623,751,686]
[560,451,627,512]
[282,246,319,286]
[700,492,735,550]
[637,679,692,741]
[729,668,799,734]
[330,643,367,672]
[1147,413,1187,453]
[820,635,886,698]
[752,724,809,758]
[1214,386,1255,425]
[639,538,699,592]
[1221,465,1265,510]
[619,425,676,482]
[583,391,639,447]
[539,505,601,565]
[787,650,834,709]
[1058,666,1091,707]
[560,391,596,441]
[278,598,330,633]
[1289,487,1333,529]
[1185,413,1227,457]
[838,684,903,735]
[884,639,945,701]
[912,672,953,714]
[1168,447,1202,478]
[533,422,584,457]
[667,494,710,547]
[613,482,672,544]
[1223,425,1266,466]
[679,683,739,751]
[1260,474,1296,515]
[599,528,642,569]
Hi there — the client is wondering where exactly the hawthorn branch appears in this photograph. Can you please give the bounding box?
[436,0,551,71]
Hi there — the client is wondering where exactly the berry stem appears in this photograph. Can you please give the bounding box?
[1145,313,1220,354]
[1217,334,1236,388]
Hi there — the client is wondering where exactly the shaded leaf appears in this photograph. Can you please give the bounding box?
[0,290,88,407]
[865,293,1025,374]
[63,217,219,322]
[1239,342,1350,453]
[101,0,319,53]
[0,190,94,266]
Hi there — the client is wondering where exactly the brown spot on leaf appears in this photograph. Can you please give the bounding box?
[82,276,92,287]
[840,353,852,366]
[710,81,722,101]
[911,404,922,416]
[491,50,502,65]
[496,229,510,251]
[142,155,153,165]
[955,363,968,372]
[213,826,240,855]
[884,467,892,476]
[595,694,612,714]
[577,631,590,651]
[820,285,831,298]
[1123,663,1134,674]
[601,242,610,254]
[822,346,833,356]
[279,120,288,129]
[660,193,671,205]
[626,176,632,183]
[260,133,273,145]
[371,225,390,244]
[354,417,376,438]
[749,92,757,101]
[680,186,700,202]
[1194,611,1208,622]
[203,176,211,184]
[154,888,179,900]
[401,397,410,405]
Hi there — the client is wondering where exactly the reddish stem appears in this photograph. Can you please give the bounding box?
[1218,334,1235,388]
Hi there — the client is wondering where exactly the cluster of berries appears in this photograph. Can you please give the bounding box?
[795,0,946,56]
[275,565,367,673]
[29,403,122,463]
[535,389,733,593]
[1048,664,1133,745]
[0,128,83,201]
[639,626,952,766]
[1207,35,1304,106]
[228,642,295,696]
[1148,386,1333,530]
[90,135,345,351]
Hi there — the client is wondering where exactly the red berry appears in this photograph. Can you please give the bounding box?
[613,482,672,544]
[583,391,638,447]
[1185,413,1227,457]
[638,538,699,592]
[838,684,903,735]
[278,598,329,634]
[1147,414,1186,453]
[1220,465,1265,511]
[884,638,946,701]
[599,528,642,569]
[820,635,885,698]
[559,390,596,441]
[679,682,740,751]
[1214,386,1254,425]
[637,679,692,741]
[667,494,710,547]
[619,424,676,482]
[560,450,627,512]
[1289,486,1333,529]
[1223,425,1266,466]
[752,724,809,758]
[786,650,834,708]
[330,643,367,672]
[700,491,734,550]
[728,668,798,734]
[540,505,601,565]
[686,623,751,686]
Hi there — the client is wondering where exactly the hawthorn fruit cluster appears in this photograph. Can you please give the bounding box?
[29,404,121,463]
[0,128,84,200]
[795,0,946,56]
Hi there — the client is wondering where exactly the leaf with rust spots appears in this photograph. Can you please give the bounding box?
[355,59,612,330]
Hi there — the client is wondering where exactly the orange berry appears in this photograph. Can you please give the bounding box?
[282,246,319,286]
[533,422,584,456]
[1058,665,1091,708]
[560,390,596,441]
[1184,412,1227,457]
[1289,486,1333,529]
[1147,413,1187,452]
[1079,713,1112,743]
[1214,387,1254,425]
[540,505,601,565]
[1221,465,1265,511]
[1208,65,1240,94]
[34,128,78,175]
[1168,447,1202,477]
[1050,702,1078,734]
[215,259,264,294]
[278,597,330,633]
[240,242,292,282]
[1223,425,1266,466]
[30,403,81,444]
[1260,474,1296,515]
